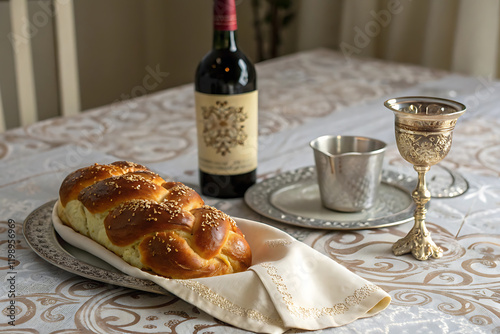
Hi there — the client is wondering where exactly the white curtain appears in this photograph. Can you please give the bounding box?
[295,0,500,78]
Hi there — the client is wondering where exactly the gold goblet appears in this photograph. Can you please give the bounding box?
[384,97,466,260]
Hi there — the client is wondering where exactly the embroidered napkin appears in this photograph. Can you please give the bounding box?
[52,204,390,333]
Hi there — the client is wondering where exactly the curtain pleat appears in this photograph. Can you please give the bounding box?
[452,0,500,77]
[297,0,500,78]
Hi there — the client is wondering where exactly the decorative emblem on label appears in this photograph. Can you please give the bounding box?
[201,100,248,156]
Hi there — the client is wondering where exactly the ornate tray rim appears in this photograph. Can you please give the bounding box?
[23,200,170,295]
[244,166,417,230]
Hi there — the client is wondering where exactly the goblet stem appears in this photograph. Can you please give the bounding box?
[392,165,443,260]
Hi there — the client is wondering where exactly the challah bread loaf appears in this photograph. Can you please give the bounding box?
[57,161,252,279]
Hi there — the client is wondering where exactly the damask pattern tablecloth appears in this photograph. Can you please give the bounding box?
[1,48,499,333]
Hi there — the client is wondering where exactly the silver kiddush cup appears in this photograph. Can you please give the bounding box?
[310,135,387,212]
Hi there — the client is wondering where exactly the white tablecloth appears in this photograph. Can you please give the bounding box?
[1,49,499,333]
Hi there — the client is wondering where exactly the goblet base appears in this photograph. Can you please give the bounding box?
[392,224,443,260]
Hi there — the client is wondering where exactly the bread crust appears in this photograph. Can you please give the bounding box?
[57,161,252,279]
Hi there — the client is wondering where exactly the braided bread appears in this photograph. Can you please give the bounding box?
[56,161,252,279]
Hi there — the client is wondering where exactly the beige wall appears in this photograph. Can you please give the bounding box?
[75,0,215,111]
[74,0,302,111]
[0,0,335,130]
[2,1,498,130]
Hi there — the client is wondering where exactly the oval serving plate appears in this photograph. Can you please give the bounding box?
[244,166,417,230]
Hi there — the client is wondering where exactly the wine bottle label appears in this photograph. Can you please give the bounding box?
[195,91,258,175]
[213,0,237,31]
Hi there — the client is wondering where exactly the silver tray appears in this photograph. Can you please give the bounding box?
[244,167,416,230]
[23,200,169,295]
[426,164,469,198]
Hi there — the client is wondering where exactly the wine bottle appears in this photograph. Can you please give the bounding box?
[194,0,258,198]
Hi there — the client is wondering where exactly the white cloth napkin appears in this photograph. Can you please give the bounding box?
[52,204,390,333]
